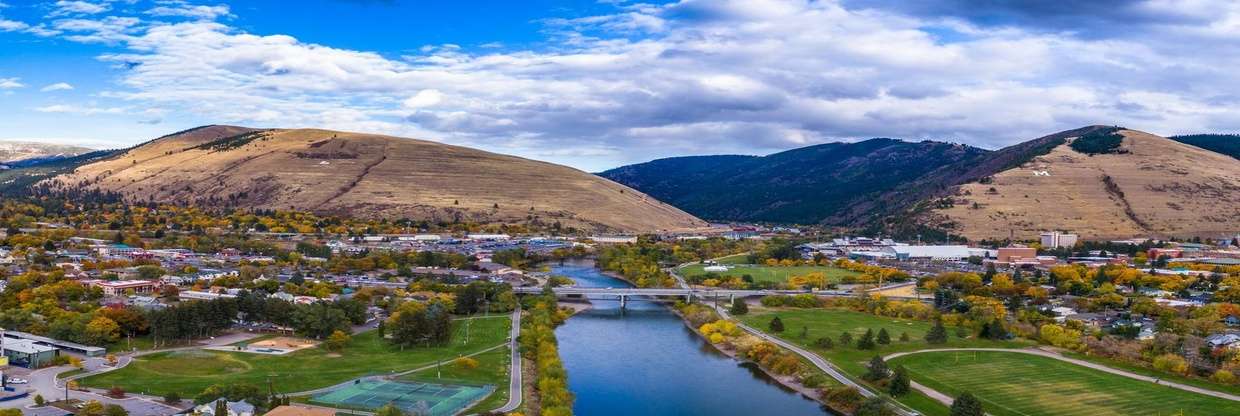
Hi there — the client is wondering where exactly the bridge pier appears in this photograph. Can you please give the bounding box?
[686,292,693,303]
[729,293,735,304]
[619,294,627,310]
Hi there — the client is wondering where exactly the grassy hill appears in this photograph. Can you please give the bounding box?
[0,141,93,164]
[47,126,706,233]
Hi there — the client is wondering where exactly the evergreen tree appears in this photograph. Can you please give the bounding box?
[729,298,749,315]
[857,328,876,350]
[899,332,910,342]
[877,328,891,345]
[839,331,853,346]
[799,325,809,339]
[925,319,948,344]
[889,367,910,396]
[950,392,985,416]
[988,317,1008,340]
[1012,268,1024,283]
[768,316,785,333]
[863,355,889,381]
[982,264,996,284]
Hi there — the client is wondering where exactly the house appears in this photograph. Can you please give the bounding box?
[194,400,256,416]
[1205,334,1240,349]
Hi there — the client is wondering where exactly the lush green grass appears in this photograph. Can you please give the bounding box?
[713,254,751,264]
[891,351,1240,416]
[680,264,860,285]
[1059,351,1240,396]
[107,335,156,353]
[739,308,1033,416]
[81,316,511,397]
[401,344,511,414]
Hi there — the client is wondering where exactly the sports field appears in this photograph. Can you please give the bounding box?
[311,379,493,416]
[891,351,1240,416]
[741,308,1032,416]
[401,343,512,413]
[80,316,511,397]
[679,263,859,285]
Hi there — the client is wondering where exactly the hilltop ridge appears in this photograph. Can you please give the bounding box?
[48,126,707,233]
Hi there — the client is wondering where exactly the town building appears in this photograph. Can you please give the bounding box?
[1040,231,1079,249]
[84,279,159,296]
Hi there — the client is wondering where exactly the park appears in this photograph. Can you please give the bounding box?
[79,316,512,408]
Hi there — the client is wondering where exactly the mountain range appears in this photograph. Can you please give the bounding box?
[0,141,93,165]
[39,125,706,233]
[602,126,1240,241]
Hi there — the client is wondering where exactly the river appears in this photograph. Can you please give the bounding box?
[551,260,833,416]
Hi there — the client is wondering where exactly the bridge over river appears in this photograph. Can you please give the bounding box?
[512,283,921,308]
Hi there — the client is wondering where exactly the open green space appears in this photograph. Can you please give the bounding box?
[740,308,1033,416]
[80,316,511,397]
[891,350,1240,416]
[400,343,511,414]
[679,263,860,285]
[1059,350,1240,397]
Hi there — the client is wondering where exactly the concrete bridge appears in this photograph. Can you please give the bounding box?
[511,286,922,308]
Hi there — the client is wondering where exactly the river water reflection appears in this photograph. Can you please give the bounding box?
[551,260,832,416]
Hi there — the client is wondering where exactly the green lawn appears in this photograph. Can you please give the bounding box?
[1059,351,1240,397]
[739,308,1033,416]
[891,351,1240,416]
[81,316,512,397]
[401,344,511,414]
[680,263,860,285]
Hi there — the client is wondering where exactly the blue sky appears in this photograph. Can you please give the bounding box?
[1,0,1239,170]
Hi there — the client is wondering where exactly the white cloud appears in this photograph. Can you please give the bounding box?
[48,1,110,17]
[15,0,1240,170]
[35,104,124,115]
[0,18,26,31]
[146,4,231,20]
[403,89,444,109]
[40,82,74,92]
[0,77,23,89]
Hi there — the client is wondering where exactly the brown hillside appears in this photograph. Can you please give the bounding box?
[932,129,1240,240]
[51,127,707,233]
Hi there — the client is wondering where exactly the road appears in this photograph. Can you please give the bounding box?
[714,305,920,416]
[490,307,523,414]
[883,348,1240,405]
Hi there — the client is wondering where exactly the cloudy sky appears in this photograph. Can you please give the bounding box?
[0,0,1238,171]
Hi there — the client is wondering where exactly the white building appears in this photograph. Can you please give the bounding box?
[890,245,978,261]
[1041,231,1079,249]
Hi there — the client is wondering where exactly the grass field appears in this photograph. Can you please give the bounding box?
[891,351,1240,416]
[739,308,1033,416]
[81,316,511,397]
[679,263,860,285]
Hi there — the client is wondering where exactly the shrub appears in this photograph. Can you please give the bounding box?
[801,373,829,388]
[164,392,181,404]
[34,394,45,406]
[899,332,910,342]
[863,356,889,381]
[1210,369,1236,385]
[823,386,865,411]
[108,386,125,398]
[1152,353,1189,376]
[814,337,834,349]
[769,316,785,333]
[839,331,853,346]
[454,357,480,370]
[729,298,749,315]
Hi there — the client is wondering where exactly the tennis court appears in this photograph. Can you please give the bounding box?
[310,379,493,416]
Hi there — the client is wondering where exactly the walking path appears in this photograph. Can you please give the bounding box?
[490,307,523,414]
[712,305,918,416]
[883,348,1240,406]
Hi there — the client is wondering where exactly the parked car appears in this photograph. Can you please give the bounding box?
[6,378,28,384]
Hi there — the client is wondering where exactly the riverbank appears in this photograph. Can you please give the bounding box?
[669,305,844,415]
